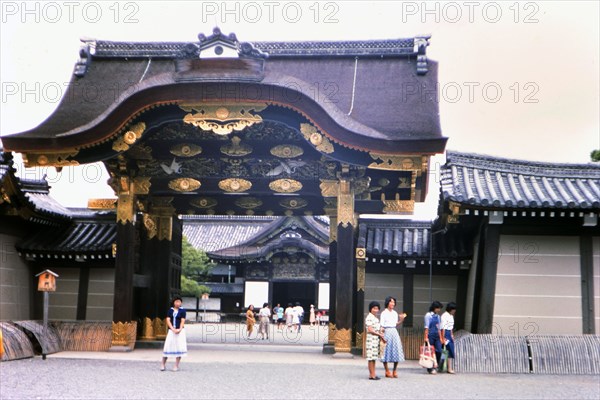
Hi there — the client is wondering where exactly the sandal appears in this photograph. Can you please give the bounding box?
[368,376,381,380]
[385,371,393,378]
[393,371,398,378]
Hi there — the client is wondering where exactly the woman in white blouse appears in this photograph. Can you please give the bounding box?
[379,296,406,378]
[440,302,457,374]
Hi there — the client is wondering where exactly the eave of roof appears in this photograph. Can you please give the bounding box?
[441,151,600,209]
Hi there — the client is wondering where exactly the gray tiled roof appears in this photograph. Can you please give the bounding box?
[441,151,600,209]
[16,218,116,256]
[358,219,471,260]
[182,215,276,252]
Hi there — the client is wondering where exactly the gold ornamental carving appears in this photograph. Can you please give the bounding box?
[328,322,337,345]
[143,214,158,240]
[220,136,253,157]
[381,193,415,214]
[337,179,355,228]
[170,143,202,158]
[334,328,352,352]
[356,332,363,350]
[270,144,304,158]
[117,181,135,225]
[235,197,263,209]
[133,177,151,195]
[153,317,167,340]
[111,321,137,348]
[190,197,217,209]
[88,198,117,210]
[168,178,201,192]
[181,103,267,135]
[112,122,146,152]
[300,123,334,154]
[139,317,156,340]
[355,247,366,260]
[23,150,80,167]
[269,179,302,193]
[357,260,366,291]
[219,178,252,193]
[279,198,307,210]
[157,215,173,241]
[319,179,339,197]
[368,153,422,171]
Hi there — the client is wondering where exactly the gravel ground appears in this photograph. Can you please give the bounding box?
[2,348,599,400]
[2,324,599,399]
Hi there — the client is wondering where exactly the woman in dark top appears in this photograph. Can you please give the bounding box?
[160,296,187,371]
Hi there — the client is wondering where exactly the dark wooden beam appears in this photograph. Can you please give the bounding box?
[580,235,595,334]
[112,221,136,323]
[476,224,500,333]
[76,267,89,320]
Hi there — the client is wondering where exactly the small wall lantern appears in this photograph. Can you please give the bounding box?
[36,269,59,292]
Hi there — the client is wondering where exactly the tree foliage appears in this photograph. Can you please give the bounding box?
[591,150,600,162]
[181,236,214,281]
[180,236,214,297]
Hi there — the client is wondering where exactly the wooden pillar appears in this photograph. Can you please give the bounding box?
[334,177,356,353]
[355,224,367,353]
[402,274,414,327]
[110,179,137,350]
[580,235,595,334]
[325,215,337,352]
[138,202,176,341]
[476,224,500,333]
[76,267,89,320]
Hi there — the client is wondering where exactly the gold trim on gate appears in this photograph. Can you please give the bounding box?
[181,103,267,135]
[133,177,151,195]
[368,153,422,171]
[269,179,302,193]
[381,193,415,214]
[143,214,158,240]
[357,260,366,291]
[139,317,156,340]
[88,198,117,210]
[112,122,146,152]
[319,179,339,197]
[219,178,252,193]
[220,136,253,156]
[270,144,304,158]
[300,123,334,154]
[334,328,352,352]
[22,150,80,167]
[279,198,307,209]
[168,178,201,192]
[190,197,217,209]
[356,248,366,260]
[235,197,263,209]
[170,143,202,158]
[153,318,167,340]
[111,321,137,348]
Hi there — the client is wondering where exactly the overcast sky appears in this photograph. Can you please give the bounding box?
[1,1,598,217]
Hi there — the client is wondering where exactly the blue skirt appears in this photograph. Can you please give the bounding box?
[381,328,404,362]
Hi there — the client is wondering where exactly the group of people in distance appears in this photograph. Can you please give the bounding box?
[246,302,323,337]
[365,297,457,380]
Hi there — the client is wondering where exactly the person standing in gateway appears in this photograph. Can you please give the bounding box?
[160,296,187,371]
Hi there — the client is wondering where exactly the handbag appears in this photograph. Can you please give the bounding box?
[418,343,436,369]
[440,345,449,372]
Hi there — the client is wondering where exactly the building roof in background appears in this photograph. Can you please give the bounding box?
[182,215,277,252]
[358,218,472,260]
[441,151,600,209]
